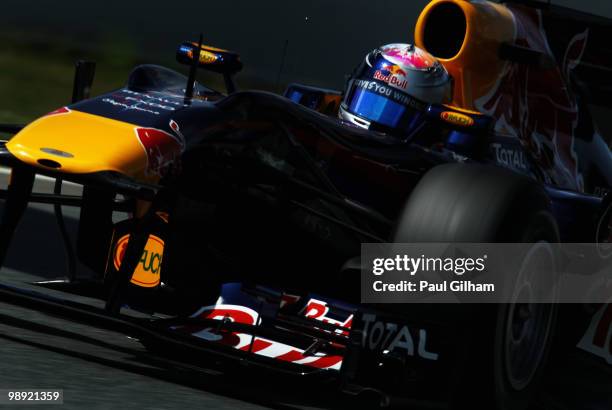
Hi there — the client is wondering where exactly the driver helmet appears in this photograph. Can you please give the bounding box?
[339,43,452,138]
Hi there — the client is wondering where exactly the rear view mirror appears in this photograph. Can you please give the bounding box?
[176,42,242,75]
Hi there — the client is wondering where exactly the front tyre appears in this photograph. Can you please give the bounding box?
[395,164,559,410]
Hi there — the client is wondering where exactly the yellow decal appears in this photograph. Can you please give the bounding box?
[187,48,219,64]
[198,50,219,64]
[113,234,164,288]
[440,111,475,127]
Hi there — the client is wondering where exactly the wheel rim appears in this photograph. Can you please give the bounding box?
[504,242,556,391]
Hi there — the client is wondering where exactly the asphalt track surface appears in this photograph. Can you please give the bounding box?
[0,172,609,410]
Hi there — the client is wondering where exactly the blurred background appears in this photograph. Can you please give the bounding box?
[0,0,610,124]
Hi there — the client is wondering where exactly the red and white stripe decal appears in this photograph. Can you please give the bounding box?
[173,302,349,370]
[577,303,611,365]
[303,298,353,337]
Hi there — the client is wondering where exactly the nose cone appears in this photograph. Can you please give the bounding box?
[5,108,176,183]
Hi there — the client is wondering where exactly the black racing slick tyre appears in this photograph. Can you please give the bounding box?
[394,163,560,410]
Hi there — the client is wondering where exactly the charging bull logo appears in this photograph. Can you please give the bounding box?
[135,126,184,177]
[44,107,70,117]
[386,65,408,77]
[382,44,436,70]
[475,7,588,191]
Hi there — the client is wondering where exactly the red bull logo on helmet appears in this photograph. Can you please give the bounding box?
[387,65,407,77]
[374,63,409,91]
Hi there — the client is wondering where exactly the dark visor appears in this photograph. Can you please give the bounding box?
[346,86,425,135]
[348,88,406,128]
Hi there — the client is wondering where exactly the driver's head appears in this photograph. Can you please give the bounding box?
[339,43,452,138]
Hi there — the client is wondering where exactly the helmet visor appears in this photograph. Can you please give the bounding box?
[348,88,406,129]
[343,80,426,137]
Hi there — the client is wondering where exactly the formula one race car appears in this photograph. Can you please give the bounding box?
[0,1,610,409]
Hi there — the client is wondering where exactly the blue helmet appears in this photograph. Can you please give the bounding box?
[339,43,452,138]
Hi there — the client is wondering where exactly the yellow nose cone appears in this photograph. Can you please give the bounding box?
[6,108,153,182]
